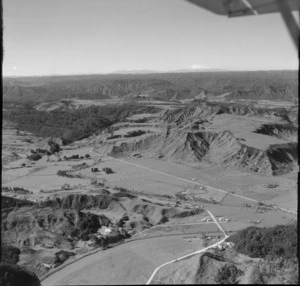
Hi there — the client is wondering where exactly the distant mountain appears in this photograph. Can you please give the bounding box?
[111,69,158,74]
[111,67,228,74]
[168,68,229,73]
[3,70,298,103]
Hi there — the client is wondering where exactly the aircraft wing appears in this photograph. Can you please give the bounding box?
[185,0,299,50]
[185,0,299,17]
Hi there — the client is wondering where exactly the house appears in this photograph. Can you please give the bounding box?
[217,243,225,250]
[97,226,113,236]
[226,242,235,248]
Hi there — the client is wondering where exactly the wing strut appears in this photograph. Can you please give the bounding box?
[275,0,299,51]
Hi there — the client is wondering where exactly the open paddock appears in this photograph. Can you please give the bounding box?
[42,235,207,285]
[183,185,226,203]
[203,203,296,230]
[133,222,221,239]
[204,113,288,150]
[2,164,91,191]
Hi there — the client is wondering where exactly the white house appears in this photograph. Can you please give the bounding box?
[97,226,113,236]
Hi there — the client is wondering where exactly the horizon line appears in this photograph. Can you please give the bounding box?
[3,68,299,78]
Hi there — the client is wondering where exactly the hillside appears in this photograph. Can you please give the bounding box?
[106,125,297,176]
[3,103,160,144]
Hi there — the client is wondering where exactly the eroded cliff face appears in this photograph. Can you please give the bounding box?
[108,127,297,176]
[255,124,298,141]
[163,101,289,126]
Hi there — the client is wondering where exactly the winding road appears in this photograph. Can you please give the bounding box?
[146,209,229,284]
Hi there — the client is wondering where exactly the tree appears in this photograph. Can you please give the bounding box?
[48,140,61,154]
[1,244,21,264]
[0,263,41,286]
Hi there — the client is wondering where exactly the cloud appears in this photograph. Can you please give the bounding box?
[190,64,210,70]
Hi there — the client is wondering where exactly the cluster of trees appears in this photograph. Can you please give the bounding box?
[227,224,297,259]
[107,130,149,140]
[112,187,137,199]
[70,212,102,241]
[71,162,89,170]
[124,130,147,138]
[102,167,114,174]
[2,186,32,194]
[92,232,130,248]
[54,250,75,268]
[27,153,42,161]
[35,148,52,155]
[2,195,35,209]
[0,243,41,286]
[130,118,148,123]
[57,170,82,178]
[215,264,244,284]
[63,154,88,160]
[48,140,61,154]
[1,244,21,264]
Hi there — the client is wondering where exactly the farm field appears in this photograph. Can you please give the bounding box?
[42,235,208,285]
[204,113,289,150]
[132,222,221,239]
[89,154,297,212]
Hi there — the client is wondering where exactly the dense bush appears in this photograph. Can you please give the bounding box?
[27,153,42,161]
[227,224,297,259]
[56,170,82,178]
[75,212,101,240]
[215,264,244,284]
[124,130,147,138]
[0,263,41,286]
[2,196,35,209]
[2,187,32,194]
[48,140,61,154]
[1,244,21,264]
[54,250,75,267]
[112,192,137,199]
[4,104,160,144]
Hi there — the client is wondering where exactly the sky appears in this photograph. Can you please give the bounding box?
[3,0,299,76]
